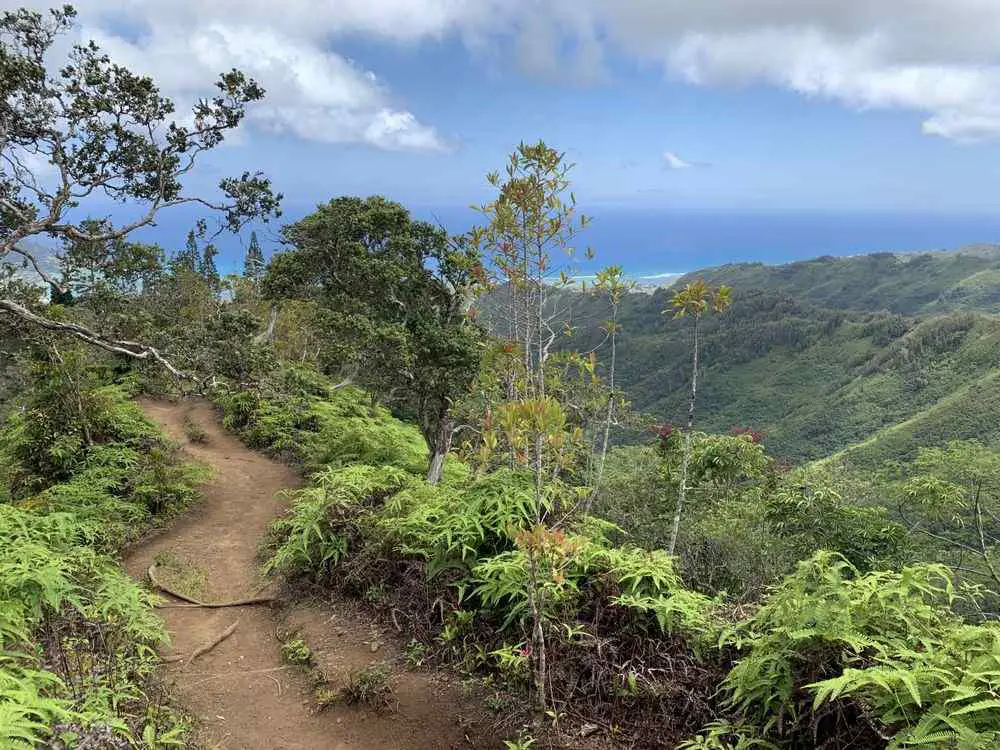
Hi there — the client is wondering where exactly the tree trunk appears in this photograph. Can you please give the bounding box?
[425,414,454,485]
[254,305,278,345]
[526,553,548,712]
[668,315,699,556]
[533,245,548,517]
[589,307,618,508]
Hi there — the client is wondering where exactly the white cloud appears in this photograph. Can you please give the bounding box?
[664,151,693,169]
[12,148,57,179]
[31,1,1000,143]
[70,9,451,152]
[572,0,1000,141]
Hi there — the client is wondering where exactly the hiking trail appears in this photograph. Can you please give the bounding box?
[126,400,497,750]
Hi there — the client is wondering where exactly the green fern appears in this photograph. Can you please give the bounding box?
[720,551,1000,747]
[0,377,200,746]
[265,464,411,577]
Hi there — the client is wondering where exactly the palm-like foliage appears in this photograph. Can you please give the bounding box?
[665,281,733,555]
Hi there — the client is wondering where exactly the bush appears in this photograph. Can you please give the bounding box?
[0,372,202,746]
[182,415,209,444]
[264,464,411,579]
[214,369,430,474]
[342,664,394,710]
[720,552,1000,748]
[280,637,313,666]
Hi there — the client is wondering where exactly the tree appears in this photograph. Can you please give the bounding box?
[52,218,165,347]
[171,230,201,275]
[199,242,220,291]
[244,230,265,283]
[664,280,732,556]
[468,141,590,712]
[892,441,1000,596]
[470,142,588,400]
[57,219,163,302]
[587,265,633,503]
[0,6,280,376]
[264,196,484,483]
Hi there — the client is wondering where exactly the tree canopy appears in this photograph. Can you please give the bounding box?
[264,195,485,481]
[0,5,280,374]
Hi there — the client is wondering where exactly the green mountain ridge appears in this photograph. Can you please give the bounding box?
[669,243,1000,314]
[542,244,1000,465]
[828,366,1000,468]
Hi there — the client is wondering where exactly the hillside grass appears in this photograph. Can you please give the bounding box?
[831,369,1000,468]
[527,272,1000,464]
[671,246,1000,315]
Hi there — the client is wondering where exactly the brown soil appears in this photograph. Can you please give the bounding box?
[125,399,502,750]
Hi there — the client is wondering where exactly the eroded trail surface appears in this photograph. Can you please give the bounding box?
[126,400,496,750]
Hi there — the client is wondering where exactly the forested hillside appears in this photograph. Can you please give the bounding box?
[671,245,1000,315]
[545,251,1000,463]
[4,7,1000,750]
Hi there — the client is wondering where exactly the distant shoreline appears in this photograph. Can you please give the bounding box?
[571,271,684,285]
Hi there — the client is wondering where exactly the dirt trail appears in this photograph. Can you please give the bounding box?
[126,400,497,750]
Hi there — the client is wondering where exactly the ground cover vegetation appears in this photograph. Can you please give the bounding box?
[3,6,1000,748]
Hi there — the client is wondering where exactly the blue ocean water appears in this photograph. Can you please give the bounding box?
[414,207,1000,278]
[126,203,1000,277]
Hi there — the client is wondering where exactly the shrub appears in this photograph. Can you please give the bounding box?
[380,469,541,575]
[342,664,394,710]
[720,551,1000,747]
[0,378,202,747]
[280,637,313,666]
[182,415,209,444]
[214,370,430,474]
[264,464,411,578]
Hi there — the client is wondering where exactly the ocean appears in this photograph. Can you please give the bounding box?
[414,207,1000,278]
[124,203,1000,278]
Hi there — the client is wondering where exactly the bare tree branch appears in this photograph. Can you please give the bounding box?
[0,298,189,378]
[7,245,63,291]
[974,482,1000,590]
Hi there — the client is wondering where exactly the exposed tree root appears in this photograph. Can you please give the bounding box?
[185,620,240,668]
[265,674,283,696]
[148,563,277,608]
[183,665,294,689]
[159,619,241,666]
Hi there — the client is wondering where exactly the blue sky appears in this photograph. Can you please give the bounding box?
[283,34,1000,215]
[173,38,1000,216]
[21,1,1000,271]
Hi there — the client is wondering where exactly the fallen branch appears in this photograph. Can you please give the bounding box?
[186,620,239,668]
[185,665,294,689]
[148,563,277,608]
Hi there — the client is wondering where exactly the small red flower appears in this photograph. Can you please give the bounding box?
[649,423,674,438]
